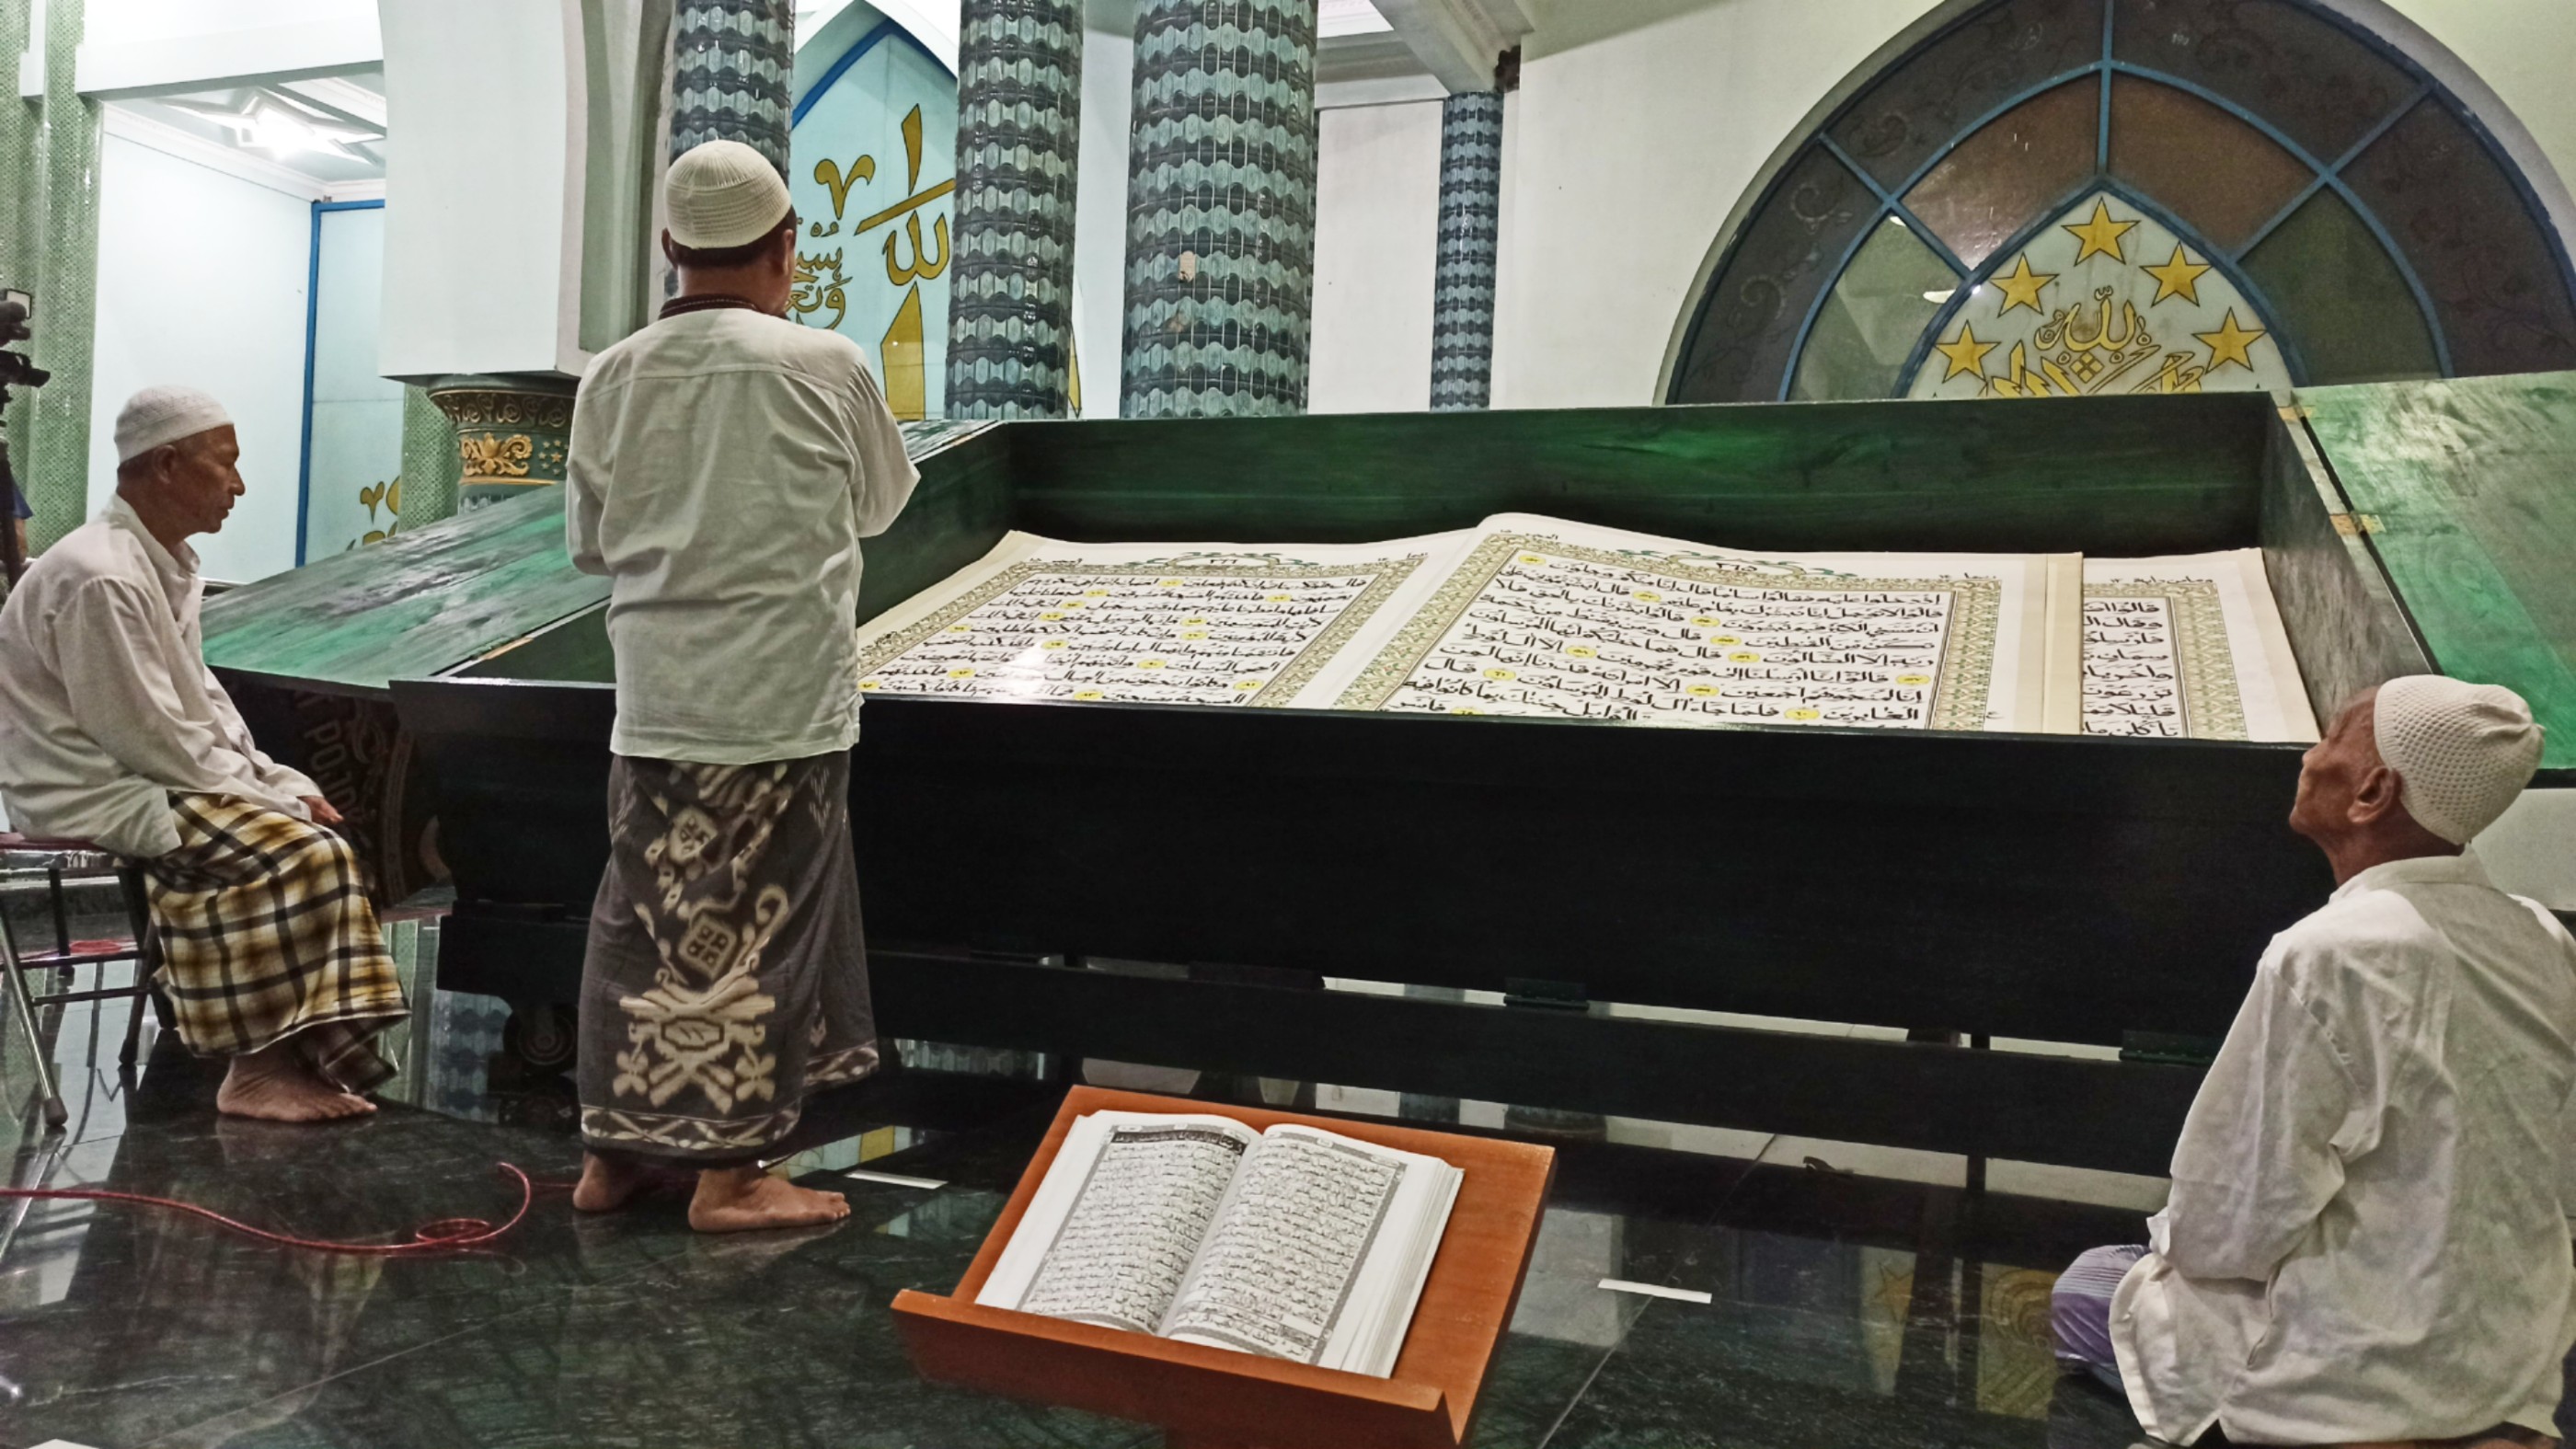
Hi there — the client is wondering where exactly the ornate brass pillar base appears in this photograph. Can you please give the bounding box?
[426,374,578,509]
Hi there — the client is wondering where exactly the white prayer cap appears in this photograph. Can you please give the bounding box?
[2375,674,2543,845]
[664,139,791,250]
[114,386,233,464]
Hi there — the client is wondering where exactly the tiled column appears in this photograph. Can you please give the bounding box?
[425,378,578,511]
[947,0,1084,420]
[0,0,101,553]
[1120,0,1318,419]
[670,0,797,174]
[1430,90,1501,412]
[398,385,463,527]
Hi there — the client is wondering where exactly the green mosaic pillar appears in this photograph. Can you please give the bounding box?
[425,376,577,511]
[947,0,1083,420]
[671,1,796,175]
[1121,0,1318,418]
[399,385,463,527]
[0,2,35,283]
[1,0,100,554]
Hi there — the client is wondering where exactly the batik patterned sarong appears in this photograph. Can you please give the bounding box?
[143,795,408,1091]
[577,753,880,1161]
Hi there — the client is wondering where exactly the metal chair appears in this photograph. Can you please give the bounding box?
[0,834,163,1132]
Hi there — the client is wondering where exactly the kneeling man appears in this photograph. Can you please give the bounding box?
[2054,674,2575,1446]
[0,388,407,1121]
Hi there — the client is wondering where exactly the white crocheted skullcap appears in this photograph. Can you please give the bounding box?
[114,385,233,464]
[665,140,792,250]
[2374,674,2543,845]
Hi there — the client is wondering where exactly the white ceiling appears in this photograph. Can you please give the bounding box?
[106,68,385,197]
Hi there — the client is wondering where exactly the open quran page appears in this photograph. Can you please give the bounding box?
[852,531,1468,707]
[2081,551,2317,741]
[974,1112,1464,1378]
[975,1111,1262,1334]
[1158,1124,1461,1377]
[1313,514,2085,733]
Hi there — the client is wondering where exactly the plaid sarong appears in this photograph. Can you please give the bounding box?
[577,753,880,1163]
[144,795,409,1092]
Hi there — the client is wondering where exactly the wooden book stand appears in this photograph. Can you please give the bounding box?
[891,1087,1557,1449]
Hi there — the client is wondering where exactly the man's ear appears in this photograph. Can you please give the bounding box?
[661,229,680,267]
[2349,762,2408,826]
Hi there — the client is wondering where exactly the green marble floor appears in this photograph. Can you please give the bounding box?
[0,939,2163,1449]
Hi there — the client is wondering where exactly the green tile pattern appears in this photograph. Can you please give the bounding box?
[6,0,100,553]
[947,0,1084,419]
[400,385,463,527]
[1120,0,1318,419]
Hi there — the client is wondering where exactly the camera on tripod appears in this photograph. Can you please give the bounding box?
[0,289,47,391]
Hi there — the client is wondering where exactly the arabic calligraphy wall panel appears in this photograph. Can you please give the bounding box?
[1667,0,2576,404]
[1908,191,2293,398]
[788,6,960,420]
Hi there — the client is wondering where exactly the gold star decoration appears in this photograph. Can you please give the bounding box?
[2194,309,2268,374]
[1990,254,2055,315]
[2062,200,2138,265]
[1934,321,1997,381]
[2142,243,2213,306]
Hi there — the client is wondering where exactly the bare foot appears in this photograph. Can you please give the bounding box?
[572,1152,656,1213]
[686,1165,851,1234]
[215,1052,375,1122]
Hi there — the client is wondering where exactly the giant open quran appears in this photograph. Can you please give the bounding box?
[855,513,2317,741]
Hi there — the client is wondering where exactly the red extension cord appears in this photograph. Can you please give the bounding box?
[0,1164,535,1254]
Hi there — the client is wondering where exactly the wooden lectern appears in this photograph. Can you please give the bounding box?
[891,1087,1557,1449]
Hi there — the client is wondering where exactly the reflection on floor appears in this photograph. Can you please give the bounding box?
[1,920,2161,1449]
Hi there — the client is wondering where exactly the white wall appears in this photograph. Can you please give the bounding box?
[376,0,582,380]
[86,132,313,584]
[74,0,380,97]
[1310,99,1443,413]
[1491,0,1941,410]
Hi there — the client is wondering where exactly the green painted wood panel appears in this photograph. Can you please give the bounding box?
[2300,371,2576,771]
[202,487,605,696]
[202,420,1000,696]
[1003,393,2279,558]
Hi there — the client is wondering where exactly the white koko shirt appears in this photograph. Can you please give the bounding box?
[567,305,918,764]
[2113,852,2576,1446]
[0,496,319,858]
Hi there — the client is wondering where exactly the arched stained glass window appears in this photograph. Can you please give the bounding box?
[1667,0,2576,404]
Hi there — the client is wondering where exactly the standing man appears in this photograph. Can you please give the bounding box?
[0,388,407,1120]
[567,140,918,1233]
[2052,675,2574,1446]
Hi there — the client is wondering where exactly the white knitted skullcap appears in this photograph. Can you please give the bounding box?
[665,140,792,250]
[114,386,233,464]
[2375,674,2543,845]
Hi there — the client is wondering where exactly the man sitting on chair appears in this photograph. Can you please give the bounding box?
[0,387,406,1121]
[2053,675,2575,1447]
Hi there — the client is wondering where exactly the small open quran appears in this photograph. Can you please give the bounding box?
[973,1110,1464,1378]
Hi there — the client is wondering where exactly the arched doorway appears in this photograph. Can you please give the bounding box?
[1665,0,2576,403]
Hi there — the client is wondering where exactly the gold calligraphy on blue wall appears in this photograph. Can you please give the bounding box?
[789,9,957,419]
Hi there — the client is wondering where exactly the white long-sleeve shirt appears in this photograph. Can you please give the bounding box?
[0,496,318,858]
[2112,853,2576,1445]
[566,306,918,764]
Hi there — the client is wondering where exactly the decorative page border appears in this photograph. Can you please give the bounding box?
[2082,580,2247,740]
[855,552,1430,707]
[1334,533,2004,732]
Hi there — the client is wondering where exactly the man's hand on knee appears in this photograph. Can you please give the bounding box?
[300,794,343,826]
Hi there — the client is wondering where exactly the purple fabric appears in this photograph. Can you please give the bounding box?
[2054,1244,2148,1387]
